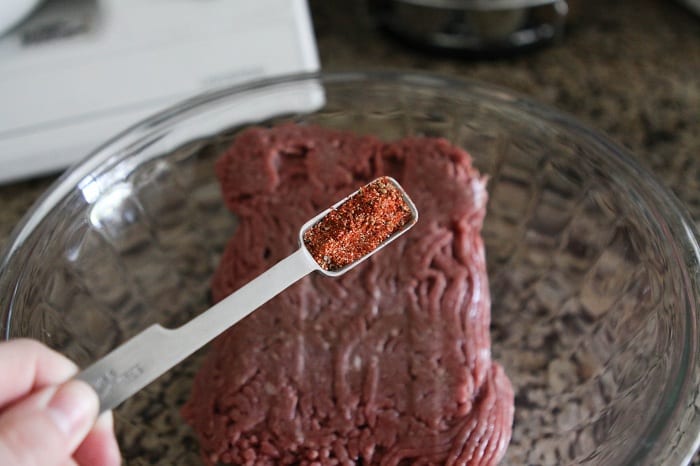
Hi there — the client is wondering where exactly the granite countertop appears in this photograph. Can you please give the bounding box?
[309,0,700,236]
[1,0,699,462]
[5,0,698,253]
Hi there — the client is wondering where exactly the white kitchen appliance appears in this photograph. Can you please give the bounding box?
[0,0,44,35]
[0,0,320,183]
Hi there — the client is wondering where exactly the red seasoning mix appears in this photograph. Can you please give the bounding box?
[303,177,413,271]
[182,124,514,466]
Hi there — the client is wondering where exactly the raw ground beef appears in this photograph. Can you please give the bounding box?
[181,124,514,466]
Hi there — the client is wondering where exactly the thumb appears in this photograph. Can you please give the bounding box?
[0,379,98,466]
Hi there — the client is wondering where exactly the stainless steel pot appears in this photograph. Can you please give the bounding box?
[369,0,568,55]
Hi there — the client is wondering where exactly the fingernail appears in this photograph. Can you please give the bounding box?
[47,380,98,437]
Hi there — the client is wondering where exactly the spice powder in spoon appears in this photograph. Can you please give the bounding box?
[302,176,413,271]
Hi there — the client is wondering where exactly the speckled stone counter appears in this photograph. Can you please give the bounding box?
[310,0,700,230]
[1,0,699,462]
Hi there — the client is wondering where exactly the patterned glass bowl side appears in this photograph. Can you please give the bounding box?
[1,72,699,465]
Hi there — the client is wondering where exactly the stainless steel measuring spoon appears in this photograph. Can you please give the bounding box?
[76,176,418,413]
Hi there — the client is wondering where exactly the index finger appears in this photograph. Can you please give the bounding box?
[0,339,78,410]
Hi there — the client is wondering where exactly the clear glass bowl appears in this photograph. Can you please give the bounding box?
[1,72,700,465]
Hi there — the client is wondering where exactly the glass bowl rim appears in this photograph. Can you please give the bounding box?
[1,70,699,465]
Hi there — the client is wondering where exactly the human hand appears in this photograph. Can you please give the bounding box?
[0,339,121,466]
